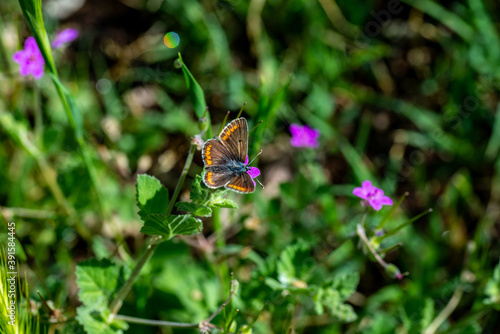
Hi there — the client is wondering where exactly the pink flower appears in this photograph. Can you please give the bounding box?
[51,28,79,49]
[290,124,320,148]
[244,155,261,186]
[353,180,393,211]
[12,37,45,80]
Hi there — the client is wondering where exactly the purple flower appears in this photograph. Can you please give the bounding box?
[289,124,320,148]
[244,155,261,186]
[51,28,79,49]
[12,37,45,79]
[353,180,393,211]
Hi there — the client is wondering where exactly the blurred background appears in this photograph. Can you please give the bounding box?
[1,0,500,332]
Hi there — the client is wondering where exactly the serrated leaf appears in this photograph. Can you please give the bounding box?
[76,299,128,334]
[190,174,208,202]
[136,174,169,221]
[209,197,238,209]
[313,288,325,315]
[329,272,360,301]
[176,202,212,217]
[329,302,357,322]
[140,214,202,239]
[76,259,130,306]
[277,240,312,286]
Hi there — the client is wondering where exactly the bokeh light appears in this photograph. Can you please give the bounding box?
[163,32,180,48]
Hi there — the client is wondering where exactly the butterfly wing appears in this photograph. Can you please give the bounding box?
[219,118,248,163]
[202,139,233,167]
[203,169,234,189]
[225,172,255,193]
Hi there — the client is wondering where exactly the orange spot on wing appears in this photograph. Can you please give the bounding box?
[223,135,228,140]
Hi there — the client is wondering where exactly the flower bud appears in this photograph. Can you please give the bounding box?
[385,264,403,280]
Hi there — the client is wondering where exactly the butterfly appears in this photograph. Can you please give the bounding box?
[202,118,261,193]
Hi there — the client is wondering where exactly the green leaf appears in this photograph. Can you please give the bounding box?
[76,298,128,334]
[484,260,500,307]
[76,258,130,306]
[313,287,325,315]
[276,240,313,286]
[208,197,238,209]
[176,202,212,217]
[136,174,169,221]
[140,214,202,239]
[321,288,357,322]
[177,53,212,138]
[420,298,435,331]
[18,0,57,73]
[329,272,360,301]
[329,302,357,323]
[190,174,208,203]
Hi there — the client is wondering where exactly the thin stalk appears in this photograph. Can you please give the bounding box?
[218,111,231,135]
[33,83,42,144]
[166,143,197,214]
[115,314,197,328]
[114,290,235,328]
[357,223,389,271]
[236,102,247,118]
[109,236,162,315]
[36,156,75,218]
[110,143,197,315]
[423,285,464,334]
[212,206,229,296]
[376,192,408,230]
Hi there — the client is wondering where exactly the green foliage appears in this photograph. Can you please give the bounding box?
[139,213,202,238]
[313,273,359,322]
[75,259,130,334]
[484,261,500,308]
[176,202,212,217]
[189,174,238,209]
[177,54,212,138]
[3,0,500,332]
[135,174,169,220]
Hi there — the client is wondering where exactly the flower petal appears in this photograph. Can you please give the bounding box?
[32,65,44,79]
[289,124,302,137]
[12,50,26,63]
[244,155,249,165]
[369,200,383,211]
[52,28,79,48]
[353,187,369,200]
[379,196,393,206]
[24,37,38,53]
[361,180,373,191]
[247,167,260,179]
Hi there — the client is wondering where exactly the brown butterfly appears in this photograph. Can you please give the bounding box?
[201,118,261,193]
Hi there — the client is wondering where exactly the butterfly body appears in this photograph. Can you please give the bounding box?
[201,117,259,193]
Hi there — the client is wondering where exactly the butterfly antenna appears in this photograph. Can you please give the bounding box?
[236,102,247,118]
[255,178,265,189]
[218,110,231,135]
[248,150,263,165]
[249,120,263,135]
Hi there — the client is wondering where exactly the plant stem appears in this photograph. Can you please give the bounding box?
[114,290,235,327]
[33,83,42,144]
[166,143,197,214]
[212,206,229,297]
[109,236,162,315]
[423,285,464,334]
[110,143,197,316]
[356,223,389,271]
[114,314,197,328]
